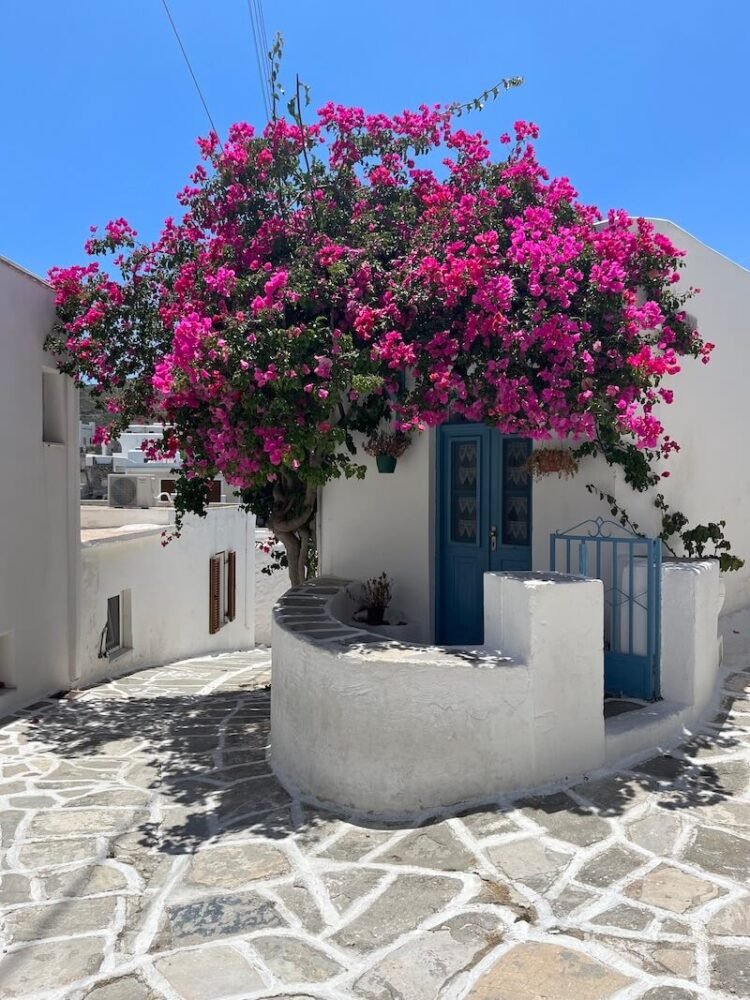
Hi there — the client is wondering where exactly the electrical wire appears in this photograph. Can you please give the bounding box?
[246,0,272,119]
[160,0,223,142]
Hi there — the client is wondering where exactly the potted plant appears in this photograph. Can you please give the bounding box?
[363,430,411,473]
[352,572,393,626]
[526,447,578,480]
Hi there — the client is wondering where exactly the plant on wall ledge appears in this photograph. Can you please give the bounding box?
[363,430,411,473]
[526,447,578,480]
[585,485,744,573]
[350,572,393,626]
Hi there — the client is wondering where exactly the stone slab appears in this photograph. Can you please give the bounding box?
[252,935,343,983]
[466,941,632,999]
[332,874,461,950]
[353,912,503,999]
[0,936,104,996]
[162,892,286,947]
[154,945,266,998]
[625,863,724,913]
[184,842,290,889]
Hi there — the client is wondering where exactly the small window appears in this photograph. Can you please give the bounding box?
[42,370,66,444]
[0,632,15,691]
[106,596,121,652]
[209,550,237,634]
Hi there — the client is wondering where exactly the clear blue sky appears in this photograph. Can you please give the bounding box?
[2,0,748,277]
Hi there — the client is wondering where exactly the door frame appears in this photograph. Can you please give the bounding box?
[434,424,533,645]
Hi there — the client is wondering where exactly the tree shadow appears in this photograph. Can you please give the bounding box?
[4,674,746,860]
[7,687,302,855]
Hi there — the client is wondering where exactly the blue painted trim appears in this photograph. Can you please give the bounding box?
[436,427,533,645]
[550,526,662,701]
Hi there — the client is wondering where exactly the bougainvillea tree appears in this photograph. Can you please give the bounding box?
[47,84,712,585]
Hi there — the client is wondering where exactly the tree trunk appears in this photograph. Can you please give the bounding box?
[267,458,320,588]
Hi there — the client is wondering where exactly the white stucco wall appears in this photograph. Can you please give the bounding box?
[272,567,724,813]
[78,506,254,686]
[254,530,291,646]
[271,573,604,814]
[0,259,79,714]
[318,430,435,642]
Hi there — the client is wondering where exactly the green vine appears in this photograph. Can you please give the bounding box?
[584,485,744,573]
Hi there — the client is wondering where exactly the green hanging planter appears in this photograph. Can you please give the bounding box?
[376,454,397,474]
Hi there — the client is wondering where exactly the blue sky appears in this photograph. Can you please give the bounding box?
[2,1,748,277]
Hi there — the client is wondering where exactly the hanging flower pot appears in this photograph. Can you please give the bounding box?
[376,454,397,474]
[526,447,578,480]
[364,430,411,473]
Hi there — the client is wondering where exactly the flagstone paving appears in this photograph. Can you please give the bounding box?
[0,650,749,999]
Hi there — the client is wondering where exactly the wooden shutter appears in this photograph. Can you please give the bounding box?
[209,556,222,634]
[227,551,236,622]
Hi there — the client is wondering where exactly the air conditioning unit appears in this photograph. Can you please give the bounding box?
[107,475,155,508]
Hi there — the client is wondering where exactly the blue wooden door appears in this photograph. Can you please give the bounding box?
[437,427,532,645]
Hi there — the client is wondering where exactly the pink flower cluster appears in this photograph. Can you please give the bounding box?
[47,101,708,501]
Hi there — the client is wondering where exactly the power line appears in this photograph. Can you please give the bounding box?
[246,0,271,119]
[160,0,223,143]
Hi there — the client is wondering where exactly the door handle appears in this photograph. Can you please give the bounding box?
[490,525,497,552]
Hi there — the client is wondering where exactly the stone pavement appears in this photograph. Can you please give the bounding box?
[0,650,749,999]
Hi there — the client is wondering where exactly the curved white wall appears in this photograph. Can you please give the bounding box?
[271,573,605,815]
[271,564,722,815]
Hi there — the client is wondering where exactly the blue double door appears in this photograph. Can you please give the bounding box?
[437,426,532,645]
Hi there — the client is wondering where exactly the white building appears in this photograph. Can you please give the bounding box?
[0,259,257,713]
[79,504,254,686]
[0,257,80,714]
[79,420,96,451]
[318,219,750,644]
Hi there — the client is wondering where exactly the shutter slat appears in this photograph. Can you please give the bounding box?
[227,551,236,622]
[209,556,221,634]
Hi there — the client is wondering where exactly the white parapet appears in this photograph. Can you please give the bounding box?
[660,559,722,713]
[484,571,605,785]
[271,572,607,815]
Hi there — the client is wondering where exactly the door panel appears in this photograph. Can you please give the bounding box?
[437,428,532,645]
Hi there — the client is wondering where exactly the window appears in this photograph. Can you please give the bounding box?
[105,596,121,653]
[42,370,66,444]
[450,438,480,545]
[502,438,532,546]
[100,590,131,658]
[0,632,15,691]
[209,550,237,634]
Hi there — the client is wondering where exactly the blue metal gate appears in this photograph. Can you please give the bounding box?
[550,517,661,701]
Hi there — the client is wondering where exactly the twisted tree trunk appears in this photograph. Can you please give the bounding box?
[268,457,319,587]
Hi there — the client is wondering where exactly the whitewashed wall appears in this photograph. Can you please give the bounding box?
[254,530,291,646]
[0,259,79,714]
[272,566,722,813]
[271,573,605,813]
[319,219,750,637]
[78,506,254,686]
[318,430,435,642]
